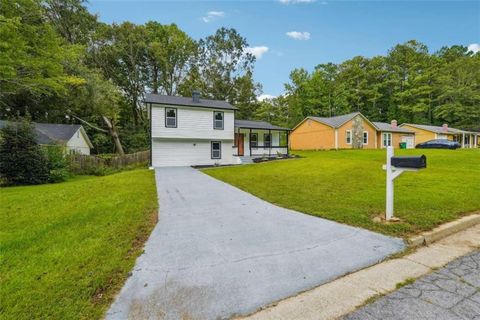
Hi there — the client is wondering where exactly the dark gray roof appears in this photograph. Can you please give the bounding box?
[401,123,476,134]
[145,93,237,110]
[309,112,371,129]
[373,122,415,133]
[0,120,90,146]
[235,120,290,131]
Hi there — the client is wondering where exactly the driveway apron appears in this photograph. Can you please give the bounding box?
[107,167,405,320]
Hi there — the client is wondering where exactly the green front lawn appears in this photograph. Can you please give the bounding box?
[204,149,480,237]
[0,169,158,320]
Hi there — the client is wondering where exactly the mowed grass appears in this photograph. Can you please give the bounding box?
[204,149,480,237]
[0,169,158,320]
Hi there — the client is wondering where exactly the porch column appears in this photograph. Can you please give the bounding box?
[462,132,465,148]
[286,130,289,155]
[249,128,252,157]
[268,129,271,156]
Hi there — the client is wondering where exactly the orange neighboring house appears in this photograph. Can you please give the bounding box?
[373,120,416,149]
[289,112,416,150]
[400,123,479,148]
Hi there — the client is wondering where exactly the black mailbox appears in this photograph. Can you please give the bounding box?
[391,155,426,169]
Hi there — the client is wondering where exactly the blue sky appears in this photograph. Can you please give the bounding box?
[87,0,480,98]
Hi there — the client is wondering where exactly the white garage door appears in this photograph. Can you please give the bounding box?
[402,135,415,149]
[152,139,233,167]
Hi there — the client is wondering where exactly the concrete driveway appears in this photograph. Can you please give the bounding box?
[107,167,405,320]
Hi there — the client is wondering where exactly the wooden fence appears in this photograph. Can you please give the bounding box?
[69,150,150,174]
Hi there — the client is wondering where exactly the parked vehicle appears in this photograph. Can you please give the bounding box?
[416,139,461,149]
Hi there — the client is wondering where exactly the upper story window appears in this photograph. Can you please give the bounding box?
[165,107,177,128]
[346,130,352,144]
[213,111,224,130]
[363,131,368,145]
[264,133,272,147]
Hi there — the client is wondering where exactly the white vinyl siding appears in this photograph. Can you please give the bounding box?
[66,129,91,155]
[152,139,233,167]
[152,105,234,140]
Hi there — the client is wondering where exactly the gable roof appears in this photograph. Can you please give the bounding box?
[296,112,378,131]
[372,122,415,134]
[235,119,290,131]
[400,123,476,135]
[145,93,237,111]
[0,120,93,148]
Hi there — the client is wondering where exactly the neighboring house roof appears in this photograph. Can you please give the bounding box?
[372,122,415,134]
[296,112,379,131]
[400,123,477,135]
[235,119,290,131]
[0,120,93,148]
[145,93,237,111]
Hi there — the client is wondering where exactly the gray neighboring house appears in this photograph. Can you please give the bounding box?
[0,120,93,155]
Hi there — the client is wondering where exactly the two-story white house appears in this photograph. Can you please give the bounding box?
[146,92,290,167]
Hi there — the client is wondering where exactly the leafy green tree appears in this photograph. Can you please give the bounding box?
[0,120,49,185]
[180,28,261,118]
[42,0,98,45]
[145,22,197,95]
[0,0,83,113]
[90,22,148,126]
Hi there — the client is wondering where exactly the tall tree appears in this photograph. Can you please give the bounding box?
[42,0,98,45]
[145,22,197,95]
[0,0,83,115]
[180,27,261,118]
[89,22,148,126]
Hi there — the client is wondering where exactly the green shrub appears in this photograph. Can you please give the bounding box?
[44,145,70,182]
[0,121,50,185]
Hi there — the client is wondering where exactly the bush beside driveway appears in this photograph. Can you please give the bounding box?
[0,169,158,320]
[204,149,480,237]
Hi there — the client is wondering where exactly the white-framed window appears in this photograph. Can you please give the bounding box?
[346,130,352,144]
[211,141,221,159]
[382,132,392,147]
[213,111,224,130]
[250,133,258,148]
[264,133,272,147]
[165,107,177,128]
[363,131,368,145]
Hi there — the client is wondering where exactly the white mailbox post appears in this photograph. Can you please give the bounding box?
[383,146,426,221]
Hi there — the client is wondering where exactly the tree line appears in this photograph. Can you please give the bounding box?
[263,40,480,131]
[0,0,261,154]
[1,1,478,155]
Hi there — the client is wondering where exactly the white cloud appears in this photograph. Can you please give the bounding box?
[279,0,316,4]
[257,94,276,101]
[286,31,311,40]
[467,43,480,54]
[202,11,225,23]
[245,46,269,59]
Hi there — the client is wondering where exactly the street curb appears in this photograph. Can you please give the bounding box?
[408,213,480,247]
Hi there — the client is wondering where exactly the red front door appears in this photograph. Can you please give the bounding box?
[236,133,244,156]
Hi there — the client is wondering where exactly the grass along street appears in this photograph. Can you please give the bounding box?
[204,149,480,237]
[0,169,158,319]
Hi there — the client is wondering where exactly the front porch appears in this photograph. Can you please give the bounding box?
[452,131,479,148]
[232,120,290,160]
